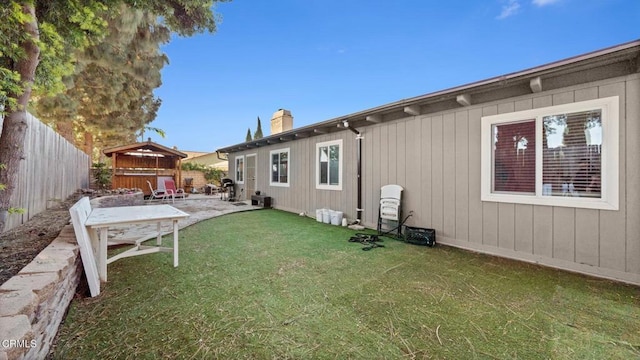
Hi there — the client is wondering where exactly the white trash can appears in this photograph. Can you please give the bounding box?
[322,209,331,224]
[316,209,324,222]
[330,211,343,226]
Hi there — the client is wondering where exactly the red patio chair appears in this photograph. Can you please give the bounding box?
[164,179,187,203]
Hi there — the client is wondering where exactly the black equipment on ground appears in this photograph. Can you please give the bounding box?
[403,226,436,247]
[348,233,385,251]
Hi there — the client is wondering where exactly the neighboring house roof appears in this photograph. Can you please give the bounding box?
[182,151,209,160]
[183,152,229,170]
[184,152,216,162]
[103,139,187,158]
[211,160,229,171]
[217,39,640,154]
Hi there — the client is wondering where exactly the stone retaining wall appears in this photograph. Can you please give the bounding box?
[0,225,82,360]
[91,191,144,208]
[0,195,136,360]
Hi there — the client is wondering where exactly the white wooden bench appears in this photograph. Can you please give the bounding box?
[69,197,101,297]
[69,197,190,297]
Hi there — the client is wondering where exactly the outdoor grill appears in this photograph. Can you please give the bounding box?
[220,178,235,201]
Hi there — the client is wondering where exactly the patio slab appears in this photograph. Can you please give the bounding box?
[103,196,261,242]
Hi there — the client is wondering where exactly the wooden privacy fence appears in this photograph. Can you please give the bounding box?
[1,113,90,232]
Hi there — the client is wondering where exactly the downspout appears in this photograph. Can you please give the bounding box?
[216,151,229,177]
[342,121,363,223]
[215,150,228,162]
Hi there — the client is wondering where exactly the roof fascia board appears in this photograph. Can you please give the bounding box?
[104,141,188,158]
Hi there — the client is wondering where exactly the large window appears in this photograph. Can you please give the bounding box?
[316,140,343,190]
[235,156,244,184]
[481,96,619,210]
[270,148,290,187]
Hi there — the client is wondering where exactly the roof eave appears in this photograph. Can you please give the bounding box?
[103,140,188,158]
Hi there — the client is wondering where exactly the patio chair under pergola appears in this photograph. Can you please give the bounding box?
[103,139,188,197]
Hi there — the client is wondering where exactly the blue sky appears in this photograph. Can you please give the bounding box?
[146,0,639,152]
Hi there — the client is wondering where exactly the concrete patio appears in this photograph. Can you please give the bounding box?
[102,194,263,243]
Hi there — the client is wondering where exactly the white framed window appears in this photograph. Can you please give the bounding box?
[235,155,245,184]
[270,148,290,187]
[316,139,343,191]
[481,96,619,210]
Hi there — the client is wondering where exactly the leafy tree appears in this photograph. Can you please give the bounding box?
[0,1,108,232]
[74,5,169,151]
[254,116,263,139]
[35,4,170,154]
[138,126,167,142]
[0,164,25,215]
[245,127,252,142]
[0,0,227,232]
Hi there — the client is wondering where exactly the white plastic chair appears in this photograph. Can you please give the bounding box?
[147,180,167,202]
[377,184,403,237]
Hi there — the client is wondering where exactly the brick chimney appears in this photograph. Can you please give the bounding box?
[270,109,293,135]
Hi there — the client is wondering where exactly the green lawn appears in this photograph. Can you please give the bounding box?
[53,210,640,359]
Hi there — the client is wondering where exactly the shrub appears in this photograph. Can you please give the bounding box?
[92,162,111,189]
[181,162,225,185]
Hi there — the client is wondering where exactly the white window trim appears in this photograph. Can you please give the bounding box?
[481,96,619,210]
[235,155,245,184]
[316,139,343,191]
[269,147,290,187]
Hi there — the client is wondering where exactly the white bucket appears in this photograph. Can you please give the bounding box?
[316,209,324,222]
[322,209,331,224]
[330,211,343,226]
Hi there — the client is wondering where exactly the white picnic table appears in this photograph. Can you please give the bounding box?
[85,204,190,282]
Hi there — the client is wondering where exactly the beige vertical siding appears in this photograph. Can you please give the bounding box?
[468,108,483,245]
[232,131,356,218]
[480,106,499,247]
[404,117,421,228]
[372,126,382,220]
[454,111,469,242]
[404,74,636,285]
[227,73,640,285]
[599,81,627,273]
[443,113,456,239]
[626,77,640,275]
[430,115,445,236]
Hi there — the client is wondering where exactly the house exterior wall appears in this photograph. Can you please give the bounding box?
[232,130,357,216]
[228,73,640,285]
[360,74,639,285]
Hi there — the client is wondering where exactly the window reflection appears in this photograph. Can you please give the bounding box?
[319,147,328,184]
[543,110,601,198]
[329,145,339,185]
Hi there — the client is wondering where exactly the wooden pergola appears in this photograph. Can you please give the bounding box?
[103,139,187,196]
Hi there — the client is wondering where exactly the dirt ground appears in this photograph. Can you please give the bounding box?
[0,192,84,286]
